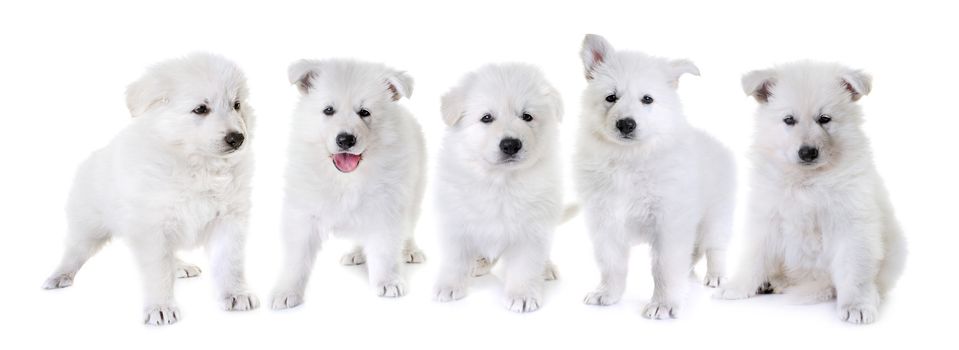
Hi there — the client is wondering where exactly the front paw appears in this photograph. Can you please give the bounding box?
[144,305,181,326]
[271,291,304,310]
[507,295,542,313]
[840,304,878,325]
[42,273,75,289]
[222,292,260,311]
[375,280,407,298]
[584,289,621,306]
[642,301,678,320]
[434,285,466,302]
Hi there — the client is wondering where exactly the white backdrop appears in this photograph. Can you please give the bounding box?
[1,0,956,348]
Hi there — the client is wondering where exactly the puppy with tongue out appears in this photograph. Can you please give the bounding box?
[272,59,428,310]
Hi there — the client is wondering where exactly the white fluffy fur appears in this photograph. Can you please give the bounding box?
[271,59,426,309]
[716,61,906,325]
[575,35,736,319]
[42,53,259,325]
[433,63,564,313]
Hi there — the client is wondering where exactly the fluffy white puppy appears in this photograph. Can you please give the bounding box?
[433,63,564,313]
[716,61,906,325]
[576,34,736,319]
[272,59,426,309]
[42,53,259,325]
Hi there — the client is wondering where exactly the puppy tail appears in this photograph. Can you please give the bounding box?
[560,204,580,224]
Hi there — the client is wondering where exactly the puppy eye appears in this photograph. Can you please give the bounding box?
[783,115,797,126]
[605,94,618,103]
[521,113,534,122]
[641,95,654,104]
[192,105,209,115]
[480,114,494,123]
[358,109,371,118]
[233,101,241,111]
[323,106,335,116]
[817,114,832,124]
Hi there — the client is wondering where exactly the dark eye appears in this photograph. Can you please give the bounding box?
[641,95,654,104]
[480,114,494,123]
[323,106,335,116]
[605,94,618,103]
[817,114,832,124]
[192,105,209,115]
[358,109,371,118]
[783,115,797,126]
[521,113,534,122]
[233,101,241,111]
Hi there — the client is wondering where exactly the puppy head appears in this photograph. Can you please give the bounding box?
[125,53,253,158]
[580,34,699,146]
[440,63,563,170]
[288,59,413,173]
[743,61,871,170]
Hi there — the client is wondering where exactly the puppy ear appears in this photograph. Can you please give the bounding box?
[386,71,414,101]
[581,34,614,80]
[742,69,776,103]
[288,59,319,95]
[125,76,165,117]
[668,59,700,88]
[841,69,872,102]
[544,85,564,122]
[440,85,467,127]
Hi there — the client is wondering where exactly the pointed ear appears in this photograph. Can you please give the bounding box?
[440,85,467,127]
[288,59,319,95]
[742,69,777,103]
[386,71,414,101]
[125,75,165,117]
[581,34,614,80]
[841,69,872,102]
[668,59,700,88]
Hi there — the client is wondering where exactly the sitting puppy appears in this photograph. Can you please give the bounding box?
[272,59,426,309]
[717,61,907,325]
[433,63,564,313]
[42,54,259,325]
[576,34,736,319]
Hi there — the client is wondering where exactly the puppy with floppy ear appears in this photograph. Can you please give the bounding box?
[717,61,906,325]
[42,53,259,326]
[575,34,737,319]
[271,59,426,309]
[433,63,565,313]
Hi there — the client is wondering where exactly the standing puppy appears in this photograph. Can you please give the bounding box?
[42,54,259,325]
[576,34,736,319]
[433,63,564,313]
[272,59,426,309]
[717,61,906,325]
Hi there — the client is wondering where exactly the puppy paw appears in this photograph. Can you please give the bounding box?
[144,305,180,326]
[434,285,466,302]
[471,257,495,277]
[339,250,366,266]
[403,249,426,264]
[704,275,725,288]
[271,291,304,310]
[222,293,259,311]
[840,304,878,325]
[506,296,541,313]
[714,285,757,300]
[543,264,559,281]
[642,301,678,320]
[375,280,407,298]
[175,264,202,278]
[583,290,621,306]
[42,273,75,289]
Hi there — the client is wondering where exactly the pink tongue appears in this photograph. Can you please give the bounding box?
[332,153,361,173]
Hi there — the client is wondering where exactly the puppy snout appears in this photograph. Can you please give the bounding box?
[798,146,819,162]
[336,133,357,150]
[224,132,245,150]
[615,118,637,136]
[499,137,523,156]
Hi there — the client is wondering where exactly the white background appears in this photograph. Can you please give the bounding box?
[1,0,956,348]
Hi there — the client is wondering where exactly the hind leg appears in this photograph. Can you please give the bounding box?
[43,225,109,289]
[402,238,425,264]
[700,207,733,288]
[175,257,202,278]
[339,245,366,266]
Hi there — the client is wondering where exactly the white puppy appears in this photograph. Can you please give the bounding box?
[716,61,906,325]
[272,59,426,309]
[433,63,564,313]
[576,34,736,319]
[42,54,259,325]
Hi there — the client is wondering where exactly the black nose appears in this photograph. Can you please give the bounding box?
[615,118,637,135]
[499,138,523,156]
[224,132,245,150]
[336,133,357,150]
[798,146,819,162]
